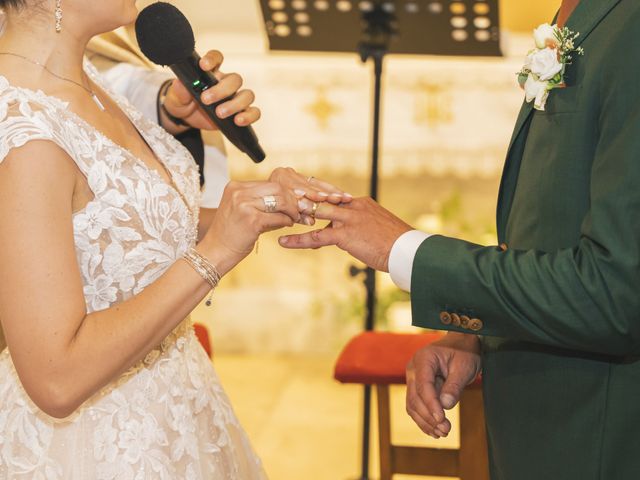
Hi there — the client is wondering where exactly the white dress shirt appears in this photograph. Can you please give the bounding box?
[388,230,431,292]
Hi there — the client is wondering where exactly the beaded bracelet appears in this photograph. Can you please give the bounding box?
[182,247,221,306]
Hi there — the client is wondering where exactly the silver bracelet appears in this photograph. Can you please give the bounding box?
[182,248,221,306]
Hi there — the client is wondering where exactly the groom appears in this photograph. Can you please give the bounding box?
[281,0,640,478]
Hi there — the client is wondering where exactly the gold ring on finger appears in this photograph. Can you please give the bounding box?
[262,195,278,213]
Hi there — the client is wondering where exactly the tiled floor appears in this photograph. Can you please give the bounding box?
[214,354,461,480]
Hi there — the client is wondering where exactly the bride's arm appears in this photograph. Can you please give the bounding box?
[0,141,299,419]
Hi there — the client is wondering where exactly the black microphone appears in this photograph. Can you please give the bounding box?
[135,2,266,163]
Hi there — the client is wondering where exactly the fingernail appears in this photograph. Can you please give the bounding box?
[318,192,329,197]
[435,428,447,437]
[279,236,289,245]
[217,107,228,117]
[236,116,245,125]
[441,394,456,409]
[298,199,310,210]
[344,192,353,198]
[304,217,314,226]
[330,192,342,197]
[294,189,306,197]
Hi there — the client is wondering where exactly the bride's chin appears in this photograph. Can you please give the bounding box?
[99,10,139,34]
[124,6,140,24]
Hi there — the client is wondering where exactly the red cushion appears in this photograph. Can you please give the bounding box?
[334,332,444,385]
[194,323,213,358]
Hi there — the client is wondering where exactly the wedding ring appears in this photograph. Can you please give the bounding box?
[310,202,319,218]
[262,195,278,213]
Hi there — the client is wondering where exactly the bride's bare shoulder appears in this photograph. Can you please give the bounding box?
[0,140,77,206]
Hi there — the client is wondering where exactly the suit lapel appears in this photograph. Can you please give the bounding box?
[495,0,621,241]
[565,0,621,48]
[496,102,533,241]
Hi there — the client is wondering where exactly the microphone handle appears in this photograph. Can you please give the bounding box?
[170,52,266,163]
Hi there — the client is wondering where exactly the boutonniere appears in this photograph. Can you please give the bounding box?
[517,23,584,111]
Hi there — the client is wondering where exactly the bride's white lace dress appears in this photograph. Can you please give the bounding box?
[0,63,267,479]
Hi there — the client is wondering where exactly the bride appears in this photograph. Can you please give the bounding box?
[0,0,349,478]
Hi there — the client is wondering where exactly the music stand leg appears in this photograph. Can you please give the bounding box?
[357,48,385,480]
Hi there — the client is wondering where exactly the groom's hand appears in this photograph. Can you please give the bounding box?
[406,333,482,439]
[279,197,412,272]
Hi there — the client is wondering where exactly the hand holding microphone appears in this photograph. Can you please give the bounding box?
[136,2,266,163]
[160,50,261,133]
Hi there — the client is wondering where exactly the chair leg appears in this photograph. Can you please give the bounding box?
[377,384,393,480]
[458,387,490,480]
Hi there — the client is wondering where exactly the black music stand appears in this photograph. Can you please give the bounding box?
[258,1,501,478]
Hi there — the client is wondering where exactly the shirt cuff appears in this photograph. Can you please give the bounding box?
[389,230,431,292]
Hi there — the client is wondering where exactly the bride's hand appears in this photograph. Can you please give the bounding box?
[199,181,299,276]
[269,167,352,225]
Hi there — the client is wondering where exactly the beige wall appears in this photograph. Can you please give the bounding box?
[502,0,560,32]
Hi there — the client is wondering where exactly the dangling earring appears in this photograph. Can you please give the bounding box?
[55,0,62,33]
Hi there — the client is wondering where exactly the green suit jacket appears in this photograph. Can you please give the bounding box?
[410,1,640,478]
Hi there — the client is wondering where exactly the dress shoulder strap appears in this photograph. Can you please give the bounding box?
[0,75,92,175]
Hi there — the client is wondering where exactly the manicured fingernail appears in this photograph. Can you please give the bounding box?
[344,192,353,198]
[330,192,342,197]
[294,189,306,197]
[298,199,310,210]
[318,192,329,197]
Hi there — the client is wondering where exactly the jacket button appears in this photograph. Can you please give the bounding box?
[469,318,484,331]
[440,312,452,325]
[451,313,461,327]
[460,315,471,329]
[499,243,508,252]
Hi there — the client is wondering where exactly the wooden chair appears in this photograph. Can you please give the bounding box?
[334,331,489,480]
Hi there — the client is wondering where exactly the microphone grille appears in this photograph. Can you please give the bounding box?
[135,2,195,66]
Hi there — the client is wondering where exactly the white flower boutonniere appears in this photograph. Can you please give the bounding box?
[518,23,585,111]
